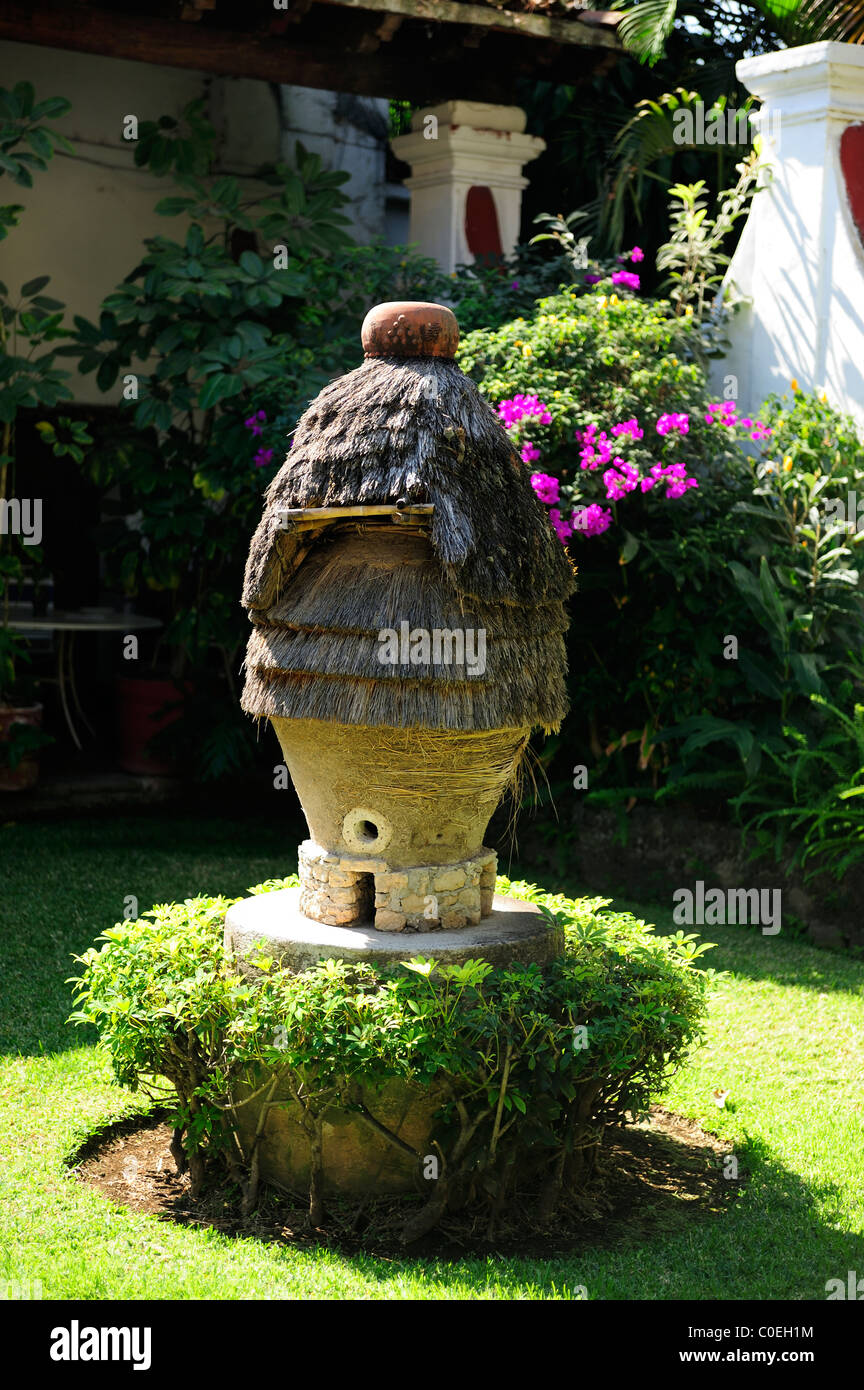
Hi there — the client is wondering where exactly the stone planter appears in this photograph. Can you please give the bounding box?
[233,1073,445,1196]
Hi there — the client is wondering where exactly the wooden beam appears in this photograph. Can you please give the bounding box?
[0,2,617,100]
[316,0,621,48]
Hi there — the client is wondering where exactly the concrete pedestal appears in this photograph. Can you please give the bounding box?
[224,888,561,974]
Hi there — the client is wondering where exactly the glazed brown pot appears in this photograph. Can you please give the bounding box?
[361,301,459,359]
[0,703,43,792]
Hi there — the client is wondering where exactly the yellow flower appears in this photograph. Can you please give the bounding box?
[790,377,799,391]
[783,455,793,471]
[514,339,523,347]
[522,347,532,356]
[685,306,693,316]
[820,391,828,402]
[609,294,620,305]
[598,296,608,309]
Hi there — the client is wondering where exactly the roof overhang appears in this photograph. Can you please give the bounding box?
[0,0,622,103]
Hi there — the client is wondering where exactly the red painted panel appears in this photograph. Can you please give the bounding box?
[841,123,864,249]
[465,185,503,261]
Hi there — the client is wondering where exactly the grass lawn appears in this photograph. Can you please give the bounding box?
[1,812,863,1300]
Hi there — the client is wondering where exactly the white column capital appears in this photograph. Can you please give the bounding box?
[736,41,864,125]
[391,102,545,274]
[713,41,864,431]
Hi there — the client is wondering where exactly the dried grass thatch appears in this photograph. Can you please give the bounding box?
[241,354,574,733]
[243,356,575,610]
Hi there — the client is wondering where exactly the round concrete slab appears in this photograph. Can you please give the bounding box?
[224,887,562,973]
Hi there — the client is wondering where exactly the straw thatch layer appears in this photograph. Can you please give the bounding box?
[240,526,570,730]
[244,625,557,684]
[241,667,565,733]
[242,356,576,612]
[250,529,569,642]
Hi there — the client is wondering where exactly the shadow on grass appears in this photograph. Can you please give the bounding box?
[65,1105,860,1299]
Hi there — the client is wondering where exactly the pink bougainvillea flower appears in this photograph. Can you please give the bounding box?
[654,461,699,498]
[245,414,265,436]
[549,507,573,543]
[530,471,560,505]
[521,441,542,464]
[511,280,520,290]
[253,448,274,468]
[603,458,641,501]
[611,269,640,291]
[612,417,644,440]
[497,394,552,429]
[572,503,612,537]
[577,423,613,470]
[656,412,690,436]
[630,246,644,263]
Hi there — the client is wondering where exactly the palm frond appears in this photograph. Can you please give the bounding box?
[617,0,680,64]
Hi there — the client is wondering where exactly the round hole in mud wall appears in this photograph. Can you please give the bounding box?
[341,807,393,856]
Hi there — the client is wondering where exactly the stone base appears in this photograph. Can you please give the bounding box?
[297,839,497,931]
[232,1073,443,1196]
[224,887,563,1196]
[224,888,562,975]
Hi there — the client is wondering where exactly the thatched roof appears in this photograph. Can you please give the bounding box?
[240,348,574,734]
[243,356,574,610]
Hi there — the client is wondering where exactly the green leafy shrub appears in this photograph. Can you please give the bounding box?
[460,288,864,843]
[458,286,760,800]
[67,104,449,778]
[69,877,714,1239]
[660,389,864,826]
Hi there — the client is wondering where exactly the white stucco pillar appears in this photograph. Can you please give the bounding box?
[391,101,545,273]
[715,42,864,429]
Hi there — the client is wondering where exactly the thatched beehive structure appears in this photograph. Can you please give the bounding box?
[241,301,574,932]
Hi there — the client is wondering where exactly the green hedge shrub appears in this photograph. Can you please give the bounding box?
[69,877,714,1240]
[459,291,864,837]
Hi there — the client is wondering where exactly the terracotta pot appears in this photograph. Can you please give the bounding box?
[116,675,185,776]
[0,703,43,792]
[361,300,458,359]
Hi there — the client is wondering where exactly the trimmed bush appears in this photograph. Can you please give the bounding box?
[69,877,715,1240]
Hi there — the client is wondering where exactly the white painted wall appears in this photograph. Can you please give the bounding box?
[714,41,864,430]
[0,43,394,402]
[278,86,390,244]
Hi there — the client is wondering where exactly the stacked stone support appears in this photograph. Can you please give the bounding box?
[298,839,496,931]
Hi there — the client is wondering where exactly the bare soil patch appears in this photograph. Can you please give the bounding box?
[72,1105,737,1258]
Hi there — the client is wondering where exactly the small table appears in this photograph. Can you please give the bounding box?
[7,607,163,751]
